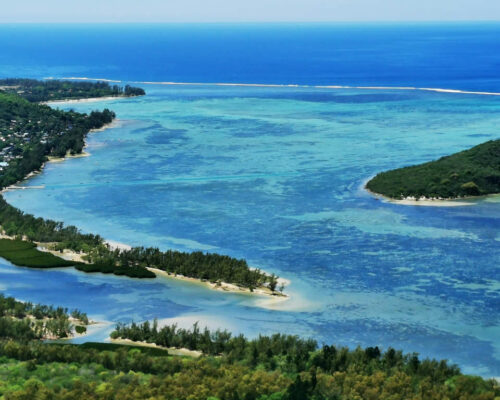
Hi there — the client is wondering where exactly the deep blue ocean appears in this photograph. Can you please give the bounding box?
[0,24,499,377]
[1,23,500,90]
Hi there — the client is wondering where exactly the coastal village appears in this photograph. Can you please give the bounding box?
[0,79,145,173]
[0,118,49,172]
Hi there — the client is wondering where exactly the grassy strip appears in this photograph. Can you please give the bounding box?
[0,238,74,268]
[0,238,155,278]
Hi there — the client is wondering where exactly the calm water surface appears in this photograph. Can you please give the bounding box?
[0,24,499,376]
[1,85,499,376]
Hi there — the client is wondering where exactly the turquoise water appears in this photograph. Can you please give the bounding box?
[2,85,500,376]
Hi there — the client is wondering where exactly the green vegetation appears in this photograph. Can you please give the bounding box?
[0,197,103,252]
[367,139,500,199]
[0,90,115,188]
[0,235,156,278]
[0,197,273,285]
[0,78,145,102]
[0,238,74,268]
[78,341,170,356]
[0,80,280,290]
[74,261,155,278]
[0,313,497,399]
[87,246,276,290]
[0,294,87,340]
[1,79,497,398]
[74,325,87,334]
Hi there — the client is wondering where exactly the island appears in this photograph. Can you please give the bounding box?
[366,139,500,201]
[0,79,284,296]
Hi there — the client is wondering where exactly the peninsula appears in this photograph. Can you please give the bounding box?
[0,78,145,102]
[0,79,283,296]
[366,139,500,201]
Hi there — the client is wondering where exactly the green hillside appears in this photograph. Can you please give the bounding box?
[366,140,500,199]
[0,308,498,400]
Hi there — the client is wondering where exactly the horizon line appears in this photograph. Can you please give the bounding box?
[1,20,500,24]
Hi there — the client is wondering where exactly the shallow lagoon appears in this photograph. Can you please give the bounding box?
[2,85,500,376]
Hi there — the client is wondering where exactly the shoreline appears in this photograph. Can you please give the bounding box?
[47,151,91,163]
[147,266,289,299]
[0,103,291,300]
[1,120,119,194]
[110,338,202,357]
[1,226,290,300]
[365,186,476,207]
[42,95,142,105]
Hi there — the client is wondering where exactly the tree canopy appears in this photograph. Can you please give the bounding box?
[366,139,500,199]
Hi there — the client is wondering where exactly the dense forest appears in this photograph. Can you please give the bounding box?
[366,139,500,199]
[0,313,497,399]
[0,78,145,102]
[0,81,279,290]
[87,245,276,290]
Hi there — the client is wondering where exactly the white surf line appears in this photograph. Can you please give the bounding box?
[44,76,123,83]
[315,85,500,96]
[45,77,500,96]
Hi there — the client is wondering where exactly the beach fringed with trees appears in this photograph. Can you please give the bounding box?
[366,139,500,200]
[0,80,282,294]
[0,78,145,102]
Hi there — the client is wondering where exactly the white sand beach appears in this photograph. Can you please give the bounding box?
[43,96,124,105]
[147,266,289,299]
[365,187,475,207]
[110,338,202,357]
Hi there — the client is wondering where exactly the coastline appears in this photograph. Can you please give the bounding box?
[1,120,119,194]
[47,151,91,163]
[0,102,290,300]
[365,186,475,207]
[42,95,140,105]
[110,338,202,358]
[1,223,290,300]
[147,266,289,299]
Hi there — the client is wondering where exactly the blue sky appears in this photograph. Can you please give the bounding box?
[1,0,500,22]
